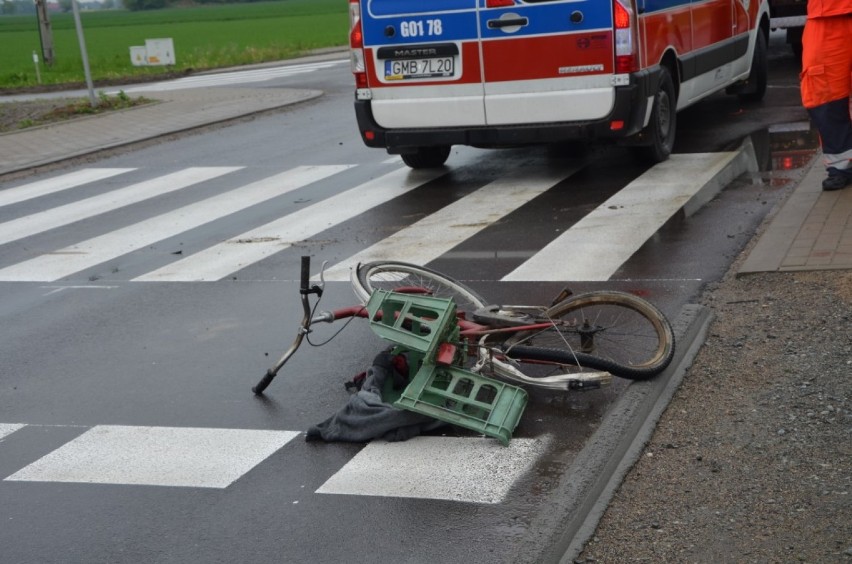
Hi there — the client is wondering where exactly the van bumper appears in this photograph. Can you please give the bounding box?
[355,68,660,153]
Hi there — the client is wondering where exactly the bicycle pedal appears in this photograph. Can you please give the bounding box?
[550,286,574,307]
[567,371,612,391]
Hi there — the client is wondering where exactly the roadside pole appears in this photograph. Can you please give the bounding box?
[71,0,97,107]
[34,0,54,66]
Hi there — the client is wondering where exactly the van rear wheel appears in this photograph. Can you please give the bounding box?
[738,31,768,103]
[400,145,451,169]
[633,67,676,164]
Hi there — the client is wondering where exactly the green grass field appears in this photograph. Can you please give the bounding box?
[0,0,348,88]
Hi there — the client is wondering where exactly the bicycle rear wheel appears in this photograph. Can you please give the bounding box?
[351,261,487,316]
[503,291,675,380]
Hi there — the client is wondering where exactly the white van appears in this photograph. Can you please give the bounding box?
[348,0,770,168]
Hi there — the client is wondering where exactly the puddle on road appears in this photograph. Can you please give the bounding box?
[750,121,821,187]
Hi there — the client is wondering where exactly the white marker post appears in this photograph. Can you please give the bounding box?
[70,0,96,107]
[32,51,41,84]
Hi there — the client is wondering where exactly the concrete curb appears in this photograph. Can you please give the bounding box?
[522,303,714,563]
[682,136,760,218]
[556,304,713,562]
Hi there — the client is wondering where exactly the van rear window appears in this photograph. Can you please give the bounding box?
[368,0,475,17]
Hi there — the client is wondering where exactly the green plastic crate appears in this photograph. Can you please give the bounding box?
[394,363,528,446]
[365,290,527,445]
[365,290,457,356]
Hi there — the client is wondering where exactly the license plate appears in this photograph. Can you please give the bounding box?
[384,57,454,80]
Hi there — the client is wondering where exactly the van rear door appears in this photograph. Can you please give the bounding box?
[479,0,617,126]
[361,0,486,128]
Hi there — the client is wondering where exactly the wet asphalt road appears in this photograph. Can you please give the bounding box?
[0,32,818,563]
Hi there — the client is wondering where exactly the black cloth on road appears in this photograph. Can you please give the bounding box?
[306,352,444,443]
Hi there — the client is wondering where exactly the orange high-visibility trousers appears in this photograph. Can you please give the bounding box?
[801,15,852,174]
[800,16,852,109]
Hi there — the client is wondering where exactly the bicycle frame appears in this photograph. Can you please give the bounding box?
[456,317,613,391]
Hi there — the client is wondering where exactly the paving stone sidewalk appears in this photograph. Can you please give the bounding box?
[741,156,852,274]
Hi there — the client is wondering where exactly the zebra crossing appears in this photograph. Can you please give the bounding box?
[134,166,443,282]
[0,151,748,503]
[0,422,544,503]
[0,150,746,284]
[0,165,351,282]
[0,167,242,247]
[116,59,348,93]
[321,163,585,281]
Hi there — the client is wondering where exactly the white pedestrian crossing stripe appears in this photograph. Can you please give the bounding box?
[0,149,749,283]
[5,425,299,489]
[316,436,546,504]
[0,423,25,441]
[503,152,742,281]
[1,423,544,500]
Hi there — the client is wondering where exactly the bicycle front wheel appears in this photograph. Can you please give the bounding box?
[351,261,487,316]
[504,291,675,380]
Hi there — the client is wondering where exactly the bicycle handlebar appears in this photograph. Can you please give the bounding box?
[300,255,310,293]
[252,368,276,395]
[253,255,317,395]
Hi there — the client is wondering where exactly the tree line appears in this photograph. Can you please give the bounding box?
[1,0,37,14]
[0,0,271,15]
[122,0,273,10]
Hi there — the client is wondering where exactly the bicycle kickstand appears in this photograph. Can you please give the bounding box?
[252,256,325,395]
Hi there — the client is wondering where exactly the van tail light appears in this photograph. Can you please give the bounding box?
[349,0,367,88]
[486,0,515,6]
[613,0,638,73]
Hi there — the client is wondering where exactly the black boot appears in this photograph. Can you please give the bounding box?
[822,168,852,191]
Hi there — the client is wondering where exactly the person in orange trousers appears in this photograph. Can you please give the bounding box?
[800,0,852,190]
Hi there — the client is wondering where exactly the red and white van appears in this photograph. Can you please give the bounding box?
[348,0,770,168]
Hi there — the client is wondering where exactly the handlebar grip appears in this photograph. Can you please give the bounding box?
[252,369,276,395]
[300,256,310,292]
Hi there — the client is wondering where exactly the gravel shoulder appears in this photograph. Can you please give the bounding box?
[0,98,78,133]
[0,96,151,134]
[577,256,852,561]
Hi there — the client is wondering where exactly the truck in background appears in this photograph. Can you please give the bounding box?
[768,0,807,57]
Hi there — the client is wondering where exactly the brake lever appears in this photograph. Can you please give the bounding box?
[316,260,328,295]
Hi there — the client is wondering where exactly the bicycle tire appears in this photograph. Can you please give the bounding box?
[351,261,487,316]
[503,291,675,380]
